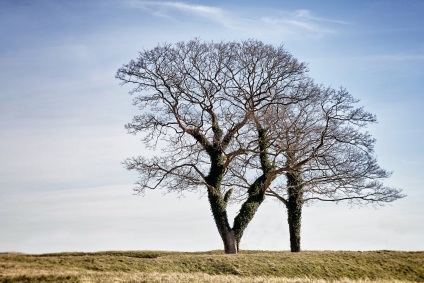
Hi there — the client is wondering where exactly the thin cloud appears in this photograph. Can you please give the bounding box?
[127,1,235,28]
[295,9,350,25]
[127,1,347,36]
[128,0,222,14]
[261,17,335,34]
[261,9,350,34]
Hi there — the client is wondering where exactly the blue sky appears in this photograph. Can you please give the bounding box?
[0,0,423,253]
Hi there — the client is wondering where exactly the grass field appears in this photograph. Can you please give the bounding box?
[1,250,423,282]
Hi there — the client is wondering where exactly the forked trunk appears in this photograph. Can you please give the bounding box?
[206,130,271,254]
[208,188,239,254]
[208,193,239,254]
[208,191,238,254]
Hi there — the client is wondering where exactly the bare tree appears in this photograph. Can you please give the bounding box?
[240,84,405,252]
[115,39,310,254]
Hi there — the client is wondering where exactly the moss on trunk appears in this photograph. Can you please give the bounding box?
[205,148,238,254]
[205,128,274,254]
[286,168,303,252]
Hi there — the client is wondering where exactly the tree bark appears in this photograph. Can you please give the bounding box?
[221,227,238,254]
[205,127,273,254]
[232,174,268,249]
[286,168,303,252]
[205,149,239,254]
[207,187,239,254]
[231,127,274,250]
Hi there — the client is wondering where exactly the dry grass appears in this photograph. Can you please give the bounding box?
[1,250,423,282]
[0,271,416,283]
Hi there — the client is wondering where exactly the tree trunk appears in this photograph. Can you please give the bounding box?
[222,227,238,254]
[231,127,273,251]
[206,150,239,254]
[232,174,268,249]
[207,188,238,254]
[205,129,272,254]
[286,168,303,252]
[287,195,302,252]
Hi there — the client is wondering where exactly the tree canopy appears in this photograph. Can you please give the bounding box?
[116,38,404,253]
[242,83,404,251]
[116,39,311,253]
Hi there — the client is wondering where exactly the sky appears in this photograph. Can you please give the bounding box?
[0,0,423,254]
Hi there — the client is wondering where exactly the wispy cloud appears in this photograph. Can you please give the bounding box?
[295,9,350,25]
[127,1,235,28]
[260,17,336,34]
[126,1,348,37]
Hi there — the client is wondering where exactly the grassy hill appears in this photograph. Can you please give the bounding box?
[1,250,423,282]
